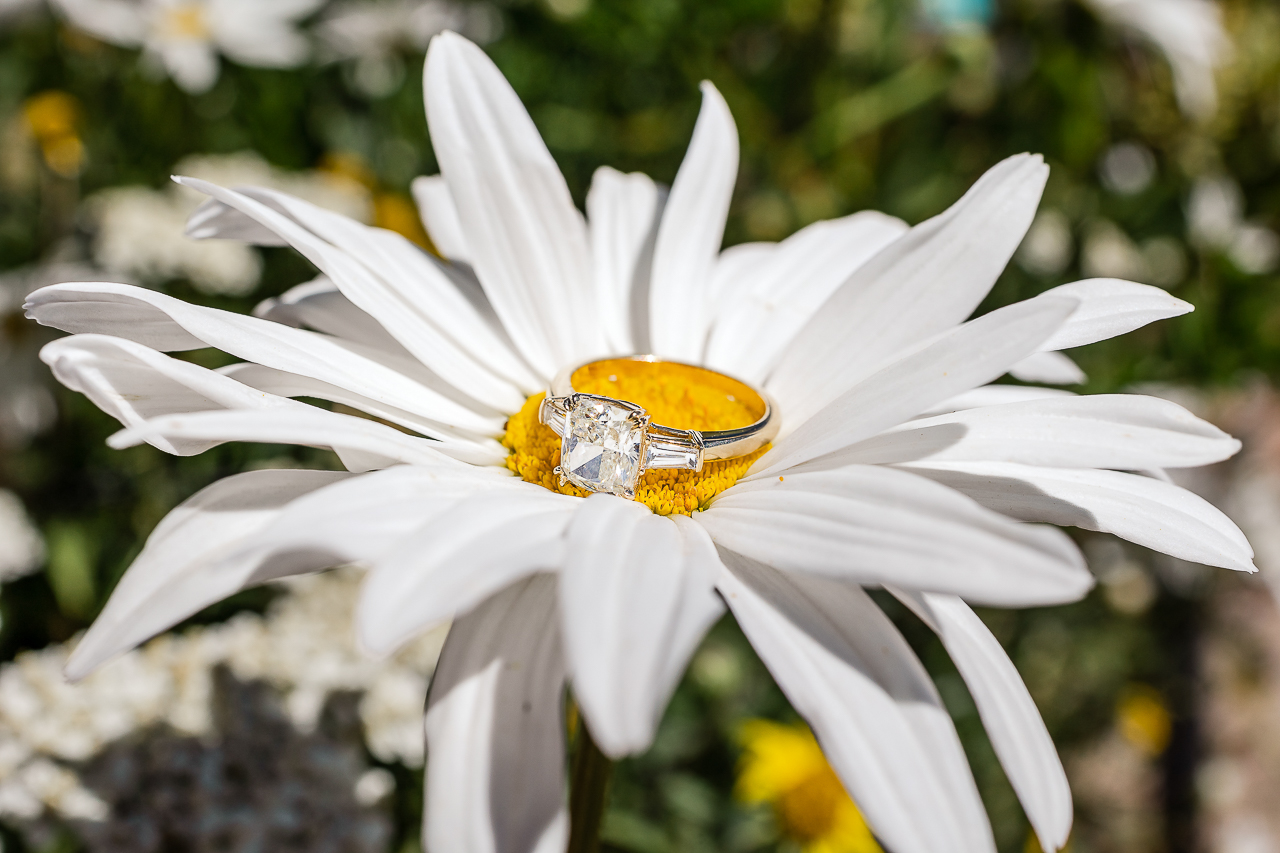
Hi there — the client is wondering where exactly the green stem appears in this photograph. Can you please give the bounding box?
[567,717,614,853]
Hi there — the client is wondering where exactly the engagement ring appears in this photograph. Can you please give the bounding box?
[539,356,779,500]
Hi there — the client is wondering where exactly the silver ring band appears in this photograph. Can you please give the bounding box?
[538,355,779,499]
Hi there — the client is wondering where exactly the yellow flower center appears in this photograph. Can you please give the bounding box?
[502,358,769,516]
[161,4,210,39]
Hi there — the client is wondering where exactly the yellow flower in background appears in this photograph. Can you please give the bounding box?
[736,719,883,853]
[317,151,431,249]
[22,91,85,178]
[373,192,430,249]
[1117,684,1172,756]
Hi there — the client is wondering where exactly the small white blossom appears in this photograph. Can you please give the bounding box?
[0,570,444,821]
[1187,175,1280,275]
[0,490,43,583]
[315,0,501,61]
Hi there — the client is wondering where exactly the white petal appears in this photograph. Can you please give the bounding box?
[717,553,995,853]
[920,384,1077,417]
[751,294,1078,476]
[902,460,1256,572]
[26,282,501,435]
[769,154,1049,421]
[219,463,514,575]
[251,280,491,404]
[65,469,352,680]
[890,589,1071,853]
[50,0,147,45]
[235,184,535,390]
[186,191,288,246]
[706,240,774,305]
[647,82,739,361]
[411,175,471,263]
[220,362,504,453]
[1008,351,1087,385]
[586,166,663,354]
[358,488,579,655]
[254,276,407,354]
[1035,278,1193,351]
[560,498,724,757]
[424,32,598,375]
[40,333,497,462]
[158,40,220,94]
[40,333,289,456]
[705,211,908,382]
[108,406,499,469]
[180,177,537,405]
[803,393,1240,471]
[701,465,1092,607]
[425,574,568,853]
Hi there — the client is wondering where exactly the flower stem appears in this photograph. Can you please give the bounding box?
[567,718,613,853]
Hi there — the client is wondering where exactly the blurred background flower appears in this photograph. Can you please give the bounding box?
[50,0,326,94]
[736,719,882,853]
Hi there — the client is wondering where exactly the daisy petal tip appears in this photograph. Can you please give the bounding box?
[61,655,90,684]
[63,639,110,684]
[106,427,144,450]
[428,28,474,60]
[580,718,647,762]
[352,616,400,660]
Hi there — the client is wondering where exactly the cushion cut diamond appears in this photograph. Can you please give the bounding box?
[560,395,647,498]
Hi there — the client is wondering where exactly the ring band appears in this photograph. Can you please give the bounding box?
[538,355,779,499]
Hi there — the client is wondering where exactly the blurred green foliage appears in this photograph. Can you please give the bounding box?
[2,0,1279,851]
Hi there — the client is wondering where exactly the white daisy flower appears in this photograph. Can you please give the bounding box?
[314,0,500,62]
[50,0,324,94]
[26,32,1252,853]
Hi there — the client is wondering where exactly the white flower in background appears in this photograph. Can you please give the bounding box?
[50,0,325,93]
[315,0,501,61]
[89,150,371,295]
[1082,0,1231,120]
[1082,220,1148,282]
[1079,220,1189,291]
[1188,174,1244,248]
[0,490,44,583]
[26,33,1253,853]
[1016,209,1074,276]
[0,0,43,24]
[0,569,445,823]
[90,186,264,294]
[1187,175,1280,275]
[315,0,502,97]
[0,262,73,447]
[1099,142,1156,196]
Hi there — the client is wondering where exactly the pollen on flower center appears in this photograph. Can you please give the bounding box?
[161,4,210,39]
[502,359,769,516]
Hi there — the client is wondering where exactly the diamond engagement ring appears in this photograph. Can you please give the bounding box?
[538,356,780,500]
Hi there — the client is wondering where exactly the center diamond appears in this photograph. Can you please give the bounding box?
[560,395,648,498]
